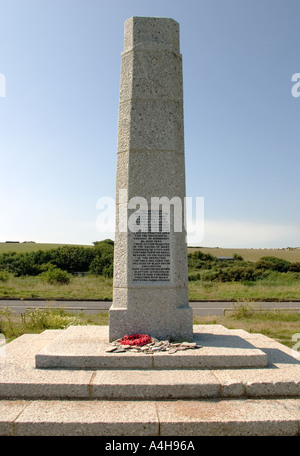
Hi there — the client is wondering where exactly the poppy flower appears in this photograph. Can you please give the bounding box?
[120,333,152,346]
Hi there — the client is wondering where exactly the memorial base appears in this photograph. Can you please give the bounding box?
[109,286,193,342]
[34,325,268,369]
[109,305,193,342]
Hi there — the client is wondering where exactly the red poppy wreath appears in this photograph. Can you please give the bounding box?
[120,333,152,346]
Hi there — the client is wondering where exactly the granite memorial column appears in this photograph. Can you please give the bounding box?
[109,17,193,341]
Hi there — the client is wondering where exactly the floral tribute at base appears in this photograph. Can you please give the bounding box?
[106,335,203,354]
[120,333,152,346]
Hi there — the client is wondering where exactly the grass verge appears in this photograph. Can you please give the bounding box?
[1,273,300,301]
[0,304,299,350]
[194,303,300,349]
[189,272,300,301]
[0,275,113,300]
[0,307,109,342]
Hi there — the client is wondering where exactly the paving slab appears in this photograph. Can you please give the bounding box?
[91,369,220,399]
[156,398,300,436]
[0,365,94,399]
[212,365,300,397]
[2,363,300,400]
[13,400,159,436]
[0,400,30,436]
[0,398,299,436]
[1,330,65,370]
[248,338,300,368]
[34,325,268,370]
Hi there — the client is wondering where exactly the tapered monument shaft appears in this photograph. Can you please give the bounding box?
[109,17,193,341]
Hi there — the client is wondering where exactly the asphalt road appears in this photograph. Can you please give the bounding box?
[1,299,300,316]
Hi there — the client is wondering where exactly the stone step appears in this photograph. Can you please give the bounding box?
[1,325,300,401]
[1,398,300,436]
[34,325,268,370]
[1,326,300,436]
[1,366,300,400]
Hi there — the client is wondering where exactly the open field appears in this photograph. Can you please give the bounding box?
[0,242,91,254]
[188,247,300,262]
[1,242,300,262]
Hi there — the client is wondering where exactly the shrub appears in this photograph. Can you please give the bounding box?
[89,256,107,276]
[21,309,81,330]
[255,256,291,273]
[188,250,217,270]
[47,246,95,273]
[231,303,256,319]
[200,265,265,282]
[94,239,114,247]
[13,253,41,276]
[102,263,113,278]
[290,262,300,272]
[0,270,9,282]
[233,253,244,261]
[0,252,19,272]
[0,307,16,337]
[40,266,72,285]
[188,272,201,281]
[223,265,264,282]
[200,270,220,282]
[0,241,115,278]
[89,256,114,277]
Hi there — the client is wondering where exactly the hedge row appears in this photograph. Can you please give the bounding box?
[0,240,114,278]
[1,243,300,284]
[188,252,300,282]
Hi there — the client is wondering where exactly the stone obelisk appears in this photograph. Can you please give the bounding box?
[109,17,193,341]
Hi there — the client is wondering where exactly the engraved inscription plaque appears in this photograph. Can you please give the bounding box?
[132,210,171,282]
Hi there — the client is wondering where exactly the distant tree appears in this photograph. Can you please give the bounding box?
[93,239,114,246]
[89,240,114,277]
[48,246,95,273]
[13,253,41,276]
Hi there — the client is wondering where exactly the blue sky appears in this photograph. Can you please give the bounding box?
[0,0,299,248]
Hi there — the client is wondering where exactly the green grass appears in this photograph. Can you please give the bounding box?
[188,272,300,301]
[193,304,300,349]
[1,243,298,349]
[1,243,300,301]
[1,305,299,350]
[0,275,113,300]
[0,306,109,342]
[1,271,300,301]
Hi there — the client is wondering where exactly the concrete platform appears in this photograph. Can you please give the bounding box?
[0,325,300,435]
[34,325,268,369]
